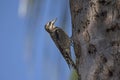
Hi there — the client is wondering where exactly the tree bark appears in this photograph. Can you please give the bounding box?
[69,0,120,80]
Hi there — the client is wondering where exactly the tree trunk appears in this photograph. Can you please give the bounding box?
[69,0,120,80]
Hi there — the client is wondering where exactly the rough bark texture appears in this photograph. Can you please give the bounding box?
[69,0,120,80]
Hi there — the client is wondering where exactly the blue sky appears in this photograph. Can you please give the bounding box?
[0,0,27,80]
[0,0,72,80]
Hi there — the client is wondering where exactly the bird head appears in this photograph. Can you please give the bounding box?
[45,18,57,33]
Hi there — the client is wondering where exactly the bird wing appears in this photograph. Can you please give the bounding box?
[50,27,71,58]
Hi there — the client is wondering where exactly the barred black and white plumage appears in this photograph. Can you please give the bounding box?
[45,19,76,69]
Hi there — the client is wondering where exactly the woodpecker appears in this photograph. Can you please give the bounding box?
[45,19,76,69]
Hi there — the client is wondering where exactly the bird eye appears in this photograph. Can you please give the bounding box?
[49,22,52,25]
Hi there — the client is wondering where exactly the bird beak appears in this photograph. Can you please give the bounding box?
[52,18,57,24]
